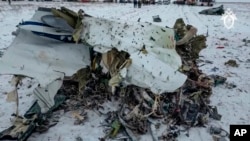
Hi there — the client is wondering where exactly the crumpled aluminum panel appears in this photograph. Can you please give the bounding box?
[81,16,187,94]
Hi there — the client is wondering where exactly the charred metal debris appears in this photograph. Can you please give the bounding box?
[60,18,224,141]
[95,18,223,140]
[0,15,227,141]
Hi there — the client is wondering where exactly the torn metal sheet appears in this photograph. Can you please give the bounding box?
[0,28,89,112]
[124,51,187,94]
[17,7,73,42]
[81,17,187,94]
[0,29,90,87]
[199,5,225,15]
[41,15,74,33]
[34,75,64,113]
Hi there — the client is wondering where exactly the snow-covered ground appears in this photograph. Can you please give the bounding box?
[1,1,250,141]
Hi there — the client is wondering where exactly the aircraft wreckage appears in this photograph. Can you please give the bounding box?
[0,7,187,112]
[0,7,224,141]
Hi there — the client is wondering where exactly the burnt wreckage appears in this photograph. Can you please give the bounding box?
[0,7,227,141]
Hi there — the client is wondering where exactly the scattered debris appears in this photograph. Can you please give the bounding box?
[176,26,198,46]
[209,75,227,87]
[242,38,250,43]
[211,67,219,72]
[159,125,180,141]
[224,60,239,67]
[209,106,222,120]
[0,92,66,140]
[188,35,206,58]
[219,37,228,41]
[223,42,229,46]
[152,15,162,22]
[209,125,229,141]
[0,7,222,141]
[216,46,225,49]
[72,110,87,125]
[199,5,224,15]
[225,82,237,89]
[173,18,186,39]
[76,136,83,141]
[0,50,3,58]
[173,18,201,50]
[242,38,250,46]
